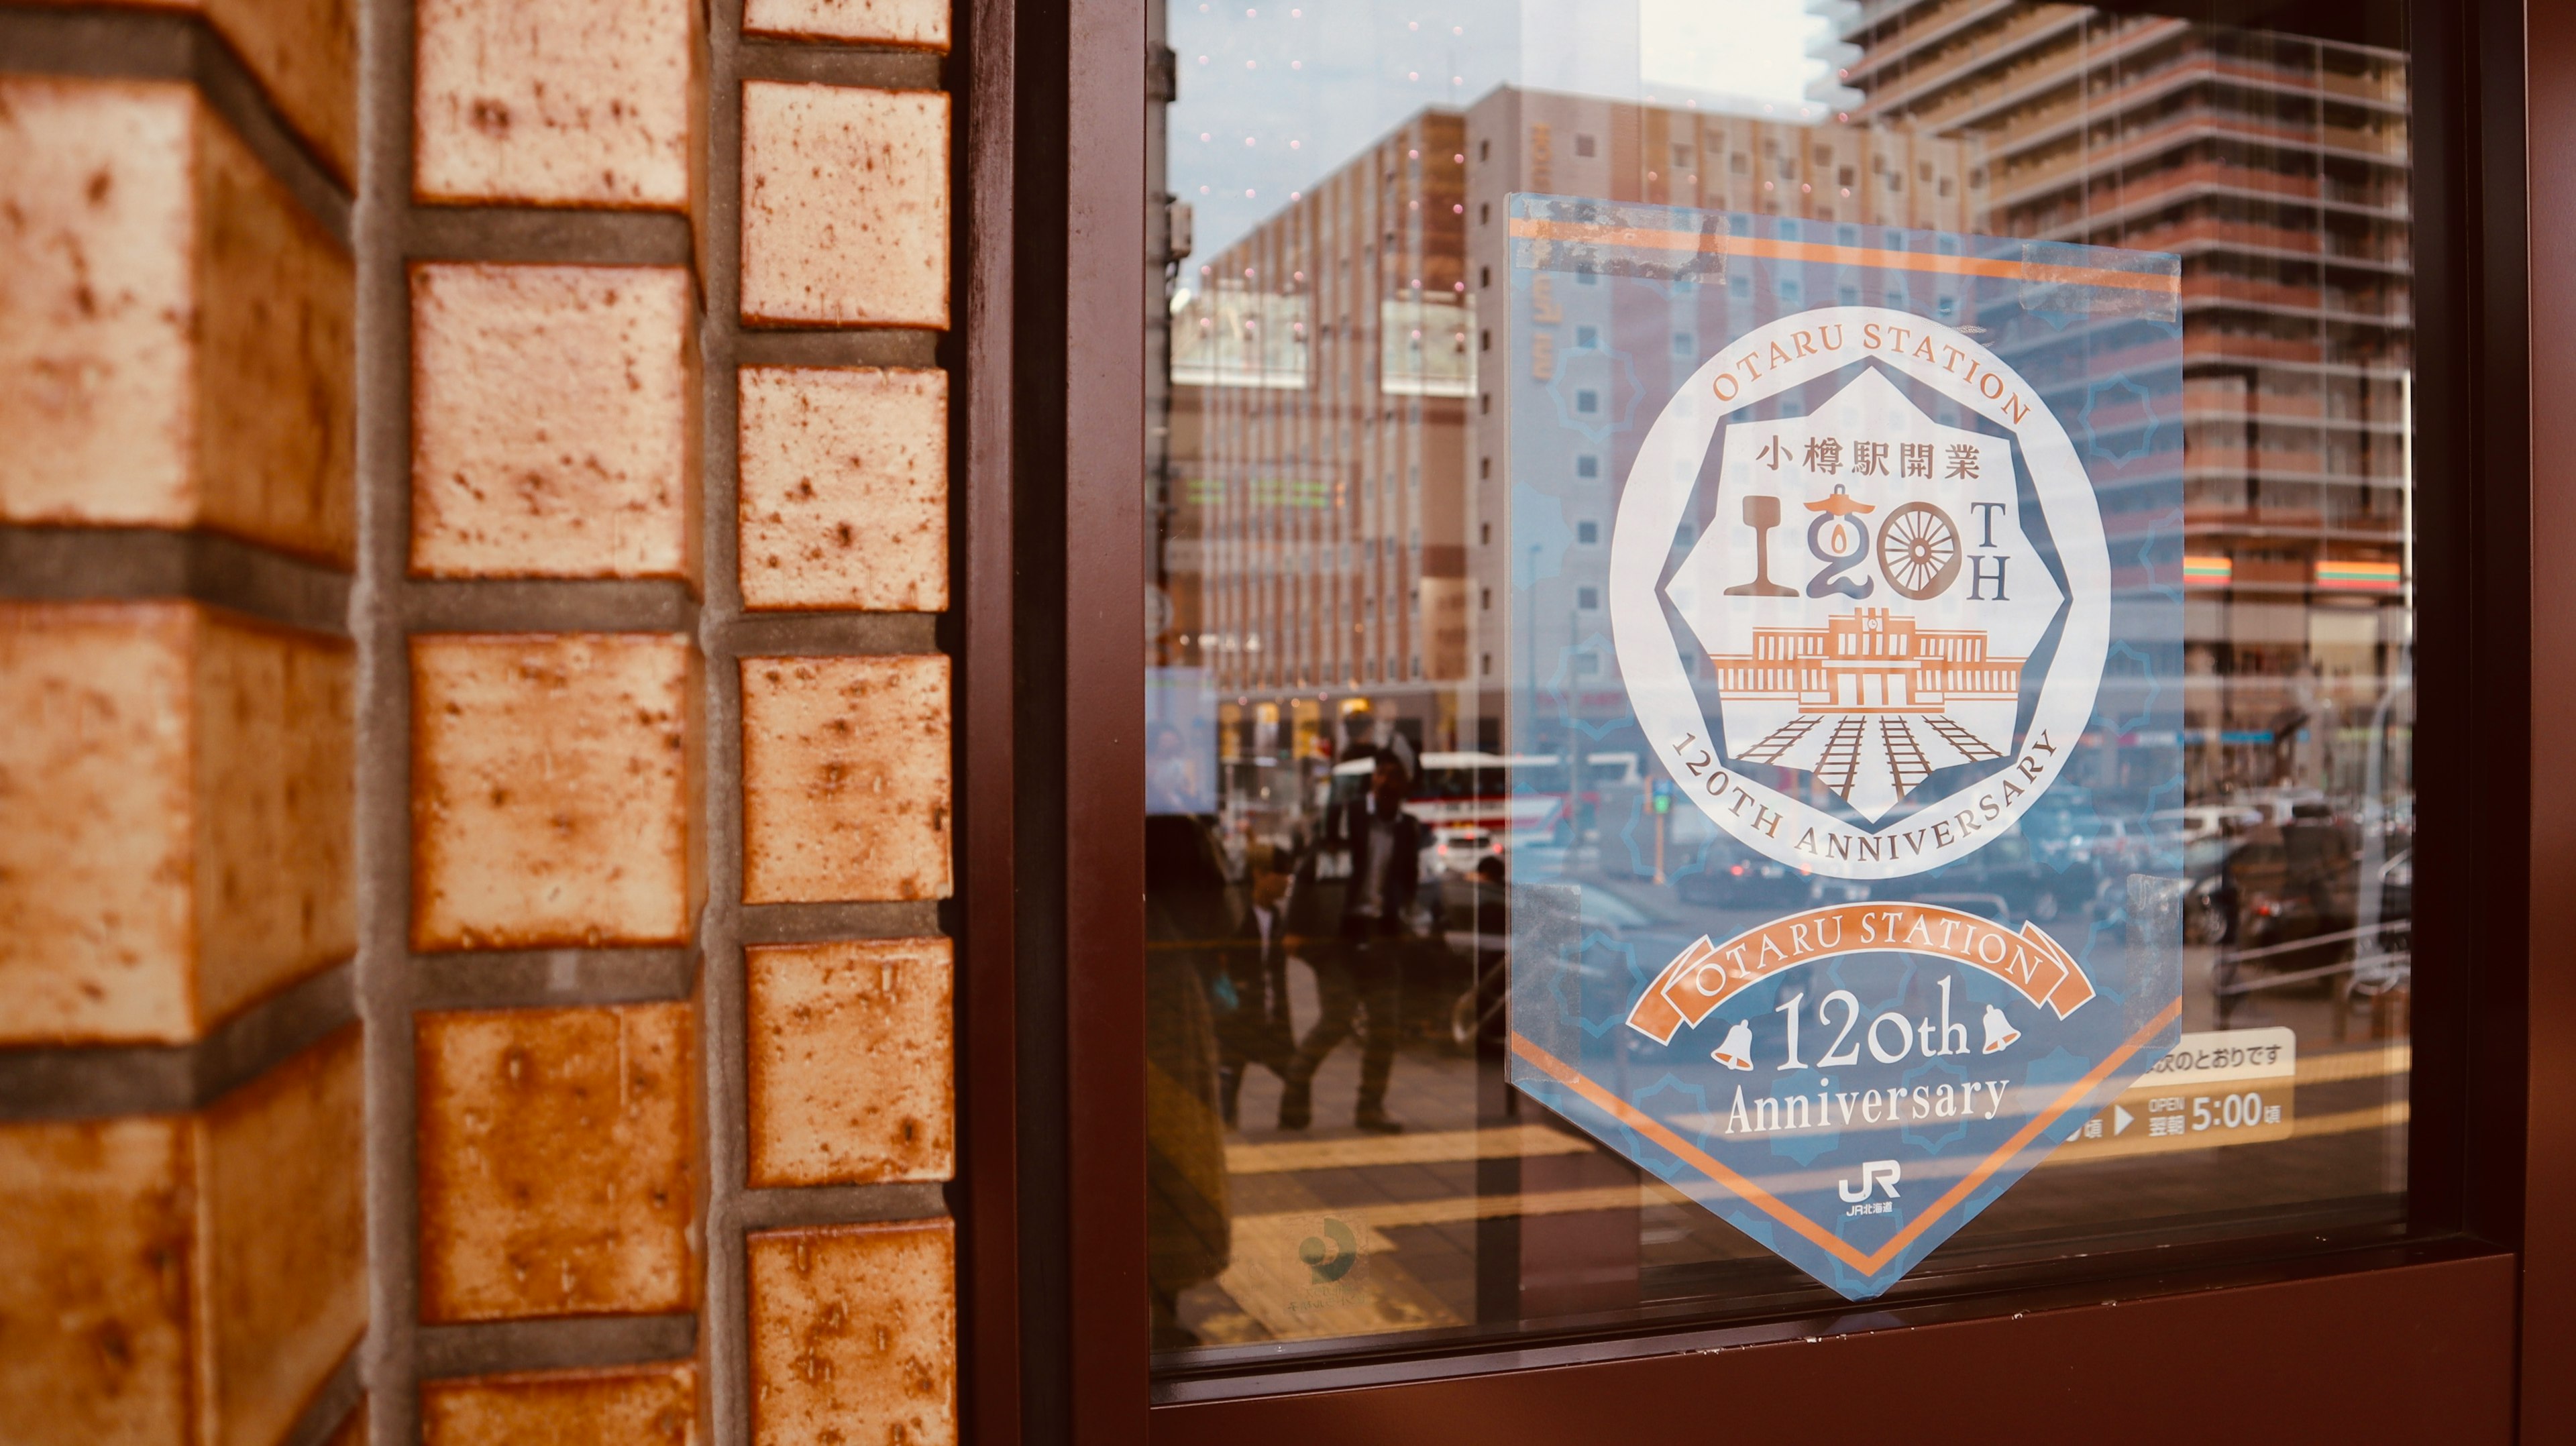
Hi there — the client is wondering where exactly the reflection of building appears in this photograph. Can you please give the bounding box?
[1165,109,1474,759]
[1827,6,2413,796]
[1460,90,1982,757]
[1165,91,1980,769]
[1710,608,2024,711]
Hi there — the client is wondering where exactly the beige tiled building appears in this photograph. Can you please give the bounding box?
[1164,109,1473,763]
[1165,90,1975,764]
[1458,88,1980,753]
[1829,1,2414,794]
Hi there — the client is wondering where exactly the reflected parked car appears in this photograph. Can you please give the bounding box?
[1674,855,1827,909]
[2151,805,2266,843]
[1920,832,2097,926]
[2186,812,2365,962]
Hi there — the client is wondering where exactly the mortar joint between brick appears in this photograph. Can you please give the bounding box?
[0,960,359,1120]
[279,1343,368,1446]
[0,526,358,636]
[399,206,699,268]
[414,1314,702,1381]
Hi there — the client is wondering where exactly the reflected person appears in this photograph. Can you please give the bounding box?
[1279,747,1420,1135]
[1208,839,1298,1127]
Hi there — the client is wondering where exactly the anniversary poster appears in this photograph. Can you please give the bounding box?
[1503,195,2188,1300]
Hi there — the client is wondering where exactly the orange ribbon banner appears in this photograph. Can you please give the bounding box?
[1625,901,2096,1045]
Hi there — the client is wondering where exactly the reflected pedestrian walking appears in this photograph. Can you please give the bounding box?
[1279,746,1421,1134]
[1210,839,1297,1127]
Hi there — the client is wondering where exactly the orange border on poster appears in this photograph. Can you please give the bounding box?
[1506,216,2183,298]
[1509,996,2182,1276]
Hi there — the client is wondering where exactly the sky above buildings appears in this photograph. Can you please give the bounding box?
[1169,0,1846,262]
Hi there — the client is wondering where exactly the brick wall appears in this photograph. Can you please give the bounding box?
[0,0,965,1441]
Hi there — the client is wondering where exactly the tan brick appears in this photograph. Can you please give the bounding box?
[416,1003,696,1323]
[0,602,354,1046]
[740,655,950,904]
[0,1115,194,1445]
[0,602,194,1044]
[0,77,355,565]
[0,76,353,564]
[0,78,194,531]
[194,610,358,1030]
[195,103,357,565]
[28,0,366,184]
[202,0,361,183]
[411,634,698,951]
[422,1363,695,1446]
[739,367,946,612]
[415,0,694,208]
[747,1221,955,1446]
[197,1025,367,1446]
[411,265,698,580]
[746,939,953,1188]
[743,0,949,49]
[0,1027,366,1446]
[741,83,949,329]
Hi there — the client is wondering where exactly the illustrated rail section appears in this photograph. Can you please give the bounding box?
[1882,715,1931,794]
[1923,714,2004,761]
[1814,716,1867,799]
[1738,714,1821,764]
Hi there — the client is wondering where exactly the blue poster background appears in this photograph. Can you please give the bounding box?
[1503,194,2188,1300]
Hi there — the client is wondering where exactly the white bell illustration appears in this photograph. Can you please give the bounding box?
[1710,1019,1756,1072]
[1981,1003,2021,1054]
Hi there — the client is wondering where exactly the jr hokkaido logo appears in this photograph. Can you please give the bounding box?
[1611,307,2112,880]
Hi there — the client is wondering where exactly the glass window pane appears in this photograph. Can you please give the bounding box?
[1144,0,2412,1378]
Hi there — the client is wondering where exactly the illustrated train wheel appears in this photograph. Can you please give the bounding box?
[1876,501,1963,600]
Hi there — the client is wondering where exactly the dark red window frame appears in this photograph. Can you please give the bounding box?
[948,1,2576,1440]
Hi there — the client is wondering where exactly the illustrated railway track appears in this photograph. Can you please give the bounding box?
[1922,714,2003,762]
[1813,716,1866,799]
[1881,715,1931,795]
[1738,714,1821,764]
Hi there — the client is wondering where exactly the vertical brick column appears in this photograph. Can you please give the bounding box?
[702,4,961,1443]
[356,0,710,1439]
[0,5,366,1445]
[9,0,971,1438]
